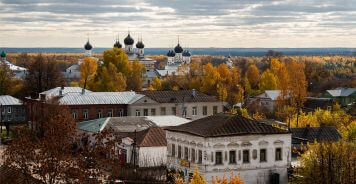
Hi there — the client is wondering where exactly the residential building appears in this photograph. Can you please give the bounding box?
[303,97,336,112]
[0,95,26,123]
[166,114,291,183]
[322,88,356,107]
[249,90,282,113]
[29,87,142,122]
[77,116,191,167]
[290,126,341,153]
[128,89,226,120]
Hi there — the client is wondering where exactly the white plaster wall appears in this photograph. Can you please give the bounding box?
[166,131,291,184]
[129,99,226,120]
[138,147,167,167]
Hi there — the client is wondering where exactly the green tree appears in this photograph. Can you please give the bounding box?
[0,63,14,95]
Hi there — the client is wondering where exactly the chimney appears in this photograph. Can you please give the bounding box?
[82,88,85,95]
[192,89,196,97]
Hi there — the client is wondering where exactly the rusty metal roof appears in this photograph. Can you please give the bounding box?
[291,126,341,143]
[139,90,220,103]
[166,114,290,137]
[135,127,167,147]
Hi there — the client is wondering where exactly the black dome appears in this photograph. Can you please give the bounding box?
[167,50,176,57]
[84,41,93,50]
[136,41,144,49]
[170,50,176,57]
[174,43,183,53]
[124,34,134,45]
[114,40,122,48]
[183,50,191,57]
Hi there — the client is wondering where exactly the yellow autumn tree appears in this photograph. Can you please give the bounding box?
[127,60,145,91]
[246,64,260,89]
[89,63,126,92]
[287,60,307,127]
[259,69,278,91]
[80,57,97,89]
[190,167,207,184]
[149,76,162,90]
[212,172,244,184]
[201,63,220,95]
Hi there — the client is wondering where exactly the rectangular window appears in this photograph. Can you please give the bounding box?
[191,148,196,162]
[108,109,113,117]
[172,144,176,157]
[172,107,177,116]
[151,108,156,116]
[243,150,250,163]
[192,107,197,116]
[97,109,102,118]
[215,151,223,165]
[118,109,124,117]
[260,149,267,162]
[161,107,166,115]
[184,147,189,160]
[135,109,140,116]
[229,150,236,164]
[276,148,282,161]
[182,107,187,117]
[213,106,218,114]
[178,145,182,159]
[143,109,148,116]
[8,107,11,113]
[198,150,202,163]
[72,110,78,119]
[7,115,11,121]
[203,106,207,115]
[83,109,88,119]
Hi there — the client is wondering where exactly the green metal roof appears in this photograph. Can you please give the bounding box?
[0,51,6,58]
[77,117,109,133]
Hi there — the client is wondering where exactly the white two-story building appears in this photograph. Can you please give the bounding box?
[128,89,227,120]
[166,114,291,184]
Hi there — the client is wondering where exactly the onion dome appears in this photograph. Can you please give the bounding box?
[136,41,144,49]
[174,43,183,53]
[169,50,176,57]
[166,50,171,56]
[84,40,93,50]
[124,33,134,45]
[183,50,191,57]
[0,51,6,58]
[114,40,122,48]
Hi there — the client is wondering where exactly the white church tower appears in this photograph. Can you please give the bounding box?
[136,38,145,57]
[124,32,134,54]
[84,39,93,57]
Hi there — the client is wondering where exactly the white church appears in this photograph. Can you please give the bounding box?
[0,51,27,78]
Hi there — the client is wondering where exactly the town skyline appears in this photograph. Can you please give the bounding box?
[1,0,356,48]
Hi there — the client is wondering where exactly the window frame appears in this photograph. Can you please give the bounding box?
[242,150,250,164]
[135,109,141,116]
[108,109,113,117]
[143,108,148,116]
[215,151,223,165]
[191,148,196,162]
[192,106,197,116]
[229,150,236,164]
[83,109,89,119]
[213,106,218,114]
[275,148,282,161]
[203,106,207,116]
[260,149,267,162]
[151,108,156,116]
[198,150,202,163]
[160,107,166,115]
[97,109,102,118]
[171,144,176,157]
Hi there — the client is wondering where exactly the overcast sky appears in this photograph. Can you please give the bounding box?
[0,0,356,48]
